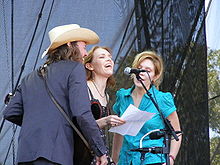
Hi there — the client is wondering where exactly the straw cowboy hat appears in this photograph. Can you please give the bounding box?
[41,24,99,58]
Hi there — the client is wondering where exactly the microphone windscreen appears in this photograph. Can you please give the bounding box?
[124,67,131,75]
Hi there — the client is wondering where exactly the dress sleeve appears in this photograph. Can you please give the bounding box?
[113,90,121,116]
[3,85,24,126]
[161,92,176,118]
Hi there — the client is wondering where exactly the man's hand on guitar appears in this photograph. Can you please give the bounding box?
[96,154,108,165]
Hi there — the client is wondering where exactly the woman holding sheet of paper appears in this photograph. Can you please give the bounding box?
[112,51,182,165]
[84,46,125,164]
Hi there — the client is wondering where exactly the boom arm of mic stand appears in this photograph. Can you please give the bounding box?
[135,74,179,141]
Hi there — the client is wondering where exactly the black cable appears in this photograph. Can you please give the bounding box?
[173,0,216,107]
[208,94,220,101]
[114,7,135,63]
[140,0,152,50]
[114,21,151,75]
[1,0,47,164]
[171,133,183,140]
[114,0,169,75]
[11,0,14,91]
[0,0,11,131]
[10,1,16,164]
[114,30,140,74]
[33,0,55,71]
[12,125,17,165]
[170,1,205,92]
[195,94,220,105]
[3,126,18,165]
[205,0,212,16]
[145,71,160,107]
[2,0,11,91]
[13,0,46,93]
[174,1,208,96]
[142,0,170,52]
[161,0,164,57]
[0,0,15,163]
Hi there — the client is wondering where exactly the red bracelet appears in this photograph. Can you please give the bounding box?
[169,155,175,161]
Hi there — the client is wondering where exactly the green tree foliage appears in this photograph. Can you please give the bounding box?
[207,49,220,164]
[208,49,220,133]
[210,137,220,165]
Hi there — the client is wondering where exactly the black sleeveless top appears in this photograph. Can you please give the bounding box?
[88,87,116,164]
[87,87,110,120]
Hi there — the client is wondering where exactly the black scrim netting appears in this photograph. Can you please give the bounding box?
[113,0,209,164]
[0,0,209,164]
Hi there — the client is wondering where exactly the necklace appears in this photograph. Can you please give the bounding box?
[91,80,106,98]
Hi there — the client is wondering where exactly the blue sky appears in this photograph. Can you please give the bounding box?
[205,0,220,50]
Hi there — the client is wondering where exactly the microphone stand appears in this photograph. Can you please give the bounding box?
[130,146,164,165]
[135,73,179,165]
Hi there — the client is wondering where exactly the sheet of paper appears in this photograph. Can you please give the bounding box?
[109,104,154,136]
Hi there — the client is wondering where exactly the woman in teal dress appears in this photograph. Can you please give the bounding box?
[112,51,182,165]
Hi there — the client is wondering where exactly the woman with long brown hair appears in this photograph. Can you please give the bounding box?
[84,46,125,164]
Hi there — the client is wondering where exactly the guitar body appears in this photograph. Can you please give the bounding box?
[73,120,94,165]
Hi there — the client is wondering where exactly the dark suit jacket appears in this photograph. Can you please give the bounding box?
[3,60,107,165]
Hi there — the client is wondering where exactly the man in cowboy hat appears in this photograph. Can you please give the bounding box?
[3,24,108,165]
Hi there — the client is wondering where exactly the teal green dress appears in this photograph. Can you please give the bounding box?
[113,85,176,165]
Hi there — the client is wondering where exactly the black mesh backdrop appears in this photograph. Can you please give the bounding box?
[0,0,210,164]
[113,0,210,164]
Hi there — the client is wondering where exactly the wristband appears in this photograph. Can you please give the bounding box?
[169,155,175,161]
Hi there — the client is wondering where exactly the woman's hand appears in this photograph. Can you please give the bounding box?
[162,156,174,165]
[96,115,125,129]
[105,115,125,127]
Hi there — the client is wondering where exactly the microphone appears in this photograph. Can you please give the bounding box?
[124,67,146,75]
[149,131,165,140]
[149,131,182,140]
[130,147,163,154]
